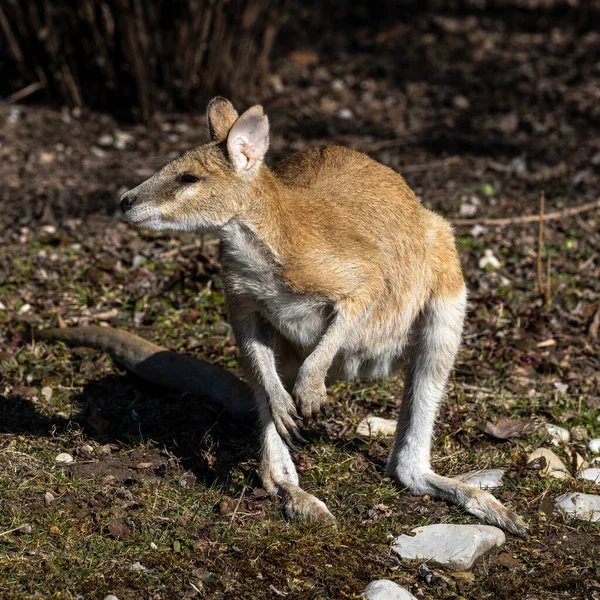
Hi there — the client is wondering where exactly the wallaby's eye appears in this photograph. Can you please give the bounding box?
[180,173,204,184]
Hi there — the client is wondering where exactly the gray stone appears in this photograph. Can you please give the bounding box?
[104,596,120,600]
[392,524,505,571]
[578,468,600,484]
[55,452,74,464]
[555,493,600,522]
[588,439,600,454]
[356,416,396,437]
[544,424,570,446]
[457,468,504,490]
[363,580,417,600]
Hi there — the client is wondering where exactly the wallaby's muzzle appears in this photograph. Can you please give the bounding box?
[120,191,136,213]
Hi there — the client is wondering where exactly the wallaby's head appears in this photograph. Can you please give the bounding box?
[120,97,270,231]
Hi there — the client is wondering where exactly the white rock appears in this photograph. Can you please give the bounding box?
[337,108,353,120]
[363,580,417,600]
[553,381,568,394]
[55,453,74,464]
[469,224,487,237]
[459,201,478,218]
[356,416,397,437]
[588,439,600,453]
[527,448,570,479]
[457,468,505,490]
[544,423,570,446]
[131,561,151,573]
[392,524,505,571]
[41,386,53,402]
[578,468,600,484]
[97,133,114,147]
[478,249,500,269]
[80,444,94,455]
[104,596,120,600]
[555,493,600,522]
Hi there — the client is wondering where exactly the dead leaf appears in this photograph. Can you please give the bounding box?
[289,50,319,66]
[497,552,523,570]
[218,496,235,516]
[484,416,537,439]
[589,305,600,340]
[108,521,132,539]
[135,462,154,469]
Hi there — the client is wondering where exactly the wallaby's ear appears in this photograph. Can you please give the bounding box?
[227,105,269,172]
[206,97,239,142]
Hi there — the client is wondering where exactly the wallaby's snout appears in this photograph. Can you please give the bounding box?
[120,190,136,214]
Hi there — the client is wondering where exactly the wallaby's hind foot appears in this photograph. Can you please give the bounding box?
[386,467,528,538]
[282,485,336,525]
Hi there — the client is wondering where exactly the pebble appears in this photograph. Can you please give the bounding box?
[555,492,600,522]
[570,425,588,442]
[97,133,114,147]
[392,524,505,571]
[478,249,500,269]
[55,453,74,464]
[578,468,600,484]
[470,224,487,237]
[79,444,94,456]
[544,423,570,446]
[457,468,504,490]
[363,580,417,600]
[44,491,55,506]
[356,416,397,437]
[131,561,151,573]
[104,596,120,600]
[527,448,570,479]
[588,439,600,453]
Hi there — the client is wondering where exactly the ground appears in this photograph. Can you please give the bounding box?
[1,1,600,599]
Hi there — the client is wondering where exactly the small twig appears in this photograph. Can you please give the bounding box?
[226,486,246,531]
[545,254,552,310]
[589,305,600,340]
[7,81,46,103]
[0,524,31,537]
[453,197,600,226]
[537,192,545,296]
[401,156,459,173]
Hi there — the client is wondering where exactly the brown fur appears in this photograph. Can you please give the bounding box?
[118,98,527,537]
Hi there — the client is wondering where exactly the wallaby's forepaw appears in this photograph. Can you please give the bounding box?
[283,487,336,525]
[271,393,307,450]
[293,376,328,419]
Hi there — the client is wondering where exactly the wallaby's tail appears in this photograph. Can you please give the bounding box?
[37,326,253,418]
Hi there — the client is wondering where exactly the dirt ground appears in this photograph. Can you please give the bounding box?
[1,1,599,598]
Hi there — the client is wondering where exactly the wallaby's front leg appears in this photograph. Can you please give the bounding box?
[255,391,335,525]
[293,299,368,418]
[231,307,305,448]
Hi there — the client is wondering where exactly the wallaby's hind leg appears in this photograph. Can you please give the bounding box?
[385,291,528,537]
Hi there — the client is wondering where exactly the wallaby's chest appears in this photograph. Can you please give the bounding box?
[220,222,328,348]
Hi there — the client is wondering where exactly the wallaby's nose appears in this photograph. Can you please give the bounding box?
[120,192,136,213]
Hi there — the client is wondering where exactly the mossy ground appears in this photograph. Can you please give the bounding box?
[2,2,600,597]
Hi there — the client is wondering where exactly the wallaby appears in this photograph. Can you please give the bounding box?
[117,97,527,536]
